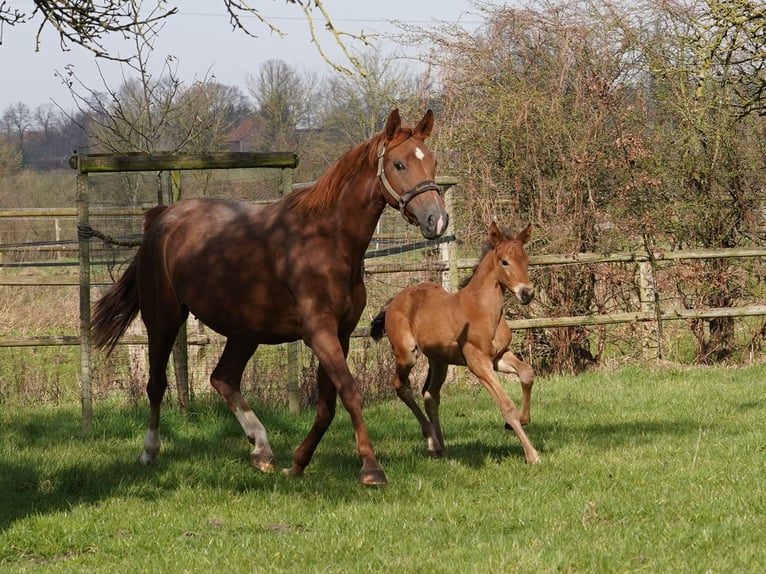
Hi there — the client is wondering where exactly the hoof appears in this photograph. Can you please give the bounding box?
[526,452,542,464]
[282,465,304,478]
[250,454,275,474]
[360,468,388,486]
[138,452,155,466]
[427,449,444,460]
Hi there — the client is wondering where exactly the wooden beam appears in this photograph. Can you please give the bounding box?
[69,151,299,173]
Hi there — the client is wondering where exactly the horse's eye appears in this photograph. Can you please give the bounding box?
[394,161,406,171]
[501,259,509,267]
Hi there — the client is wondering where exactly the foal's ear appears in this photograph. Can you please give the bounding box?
[517,223,532,245]
[489,221,504,247]
[414,109,434,138]
[385,109,402,140]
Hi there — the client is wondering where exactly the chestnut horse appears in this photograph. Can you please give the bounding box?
[91,109,449,485]
[370,222,540,464]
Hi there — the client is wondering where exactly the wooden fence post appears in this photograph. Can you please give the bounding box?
[168,170,190,413]
[76,164,92,431]
[440,183,459,292]
[638,260,660,360]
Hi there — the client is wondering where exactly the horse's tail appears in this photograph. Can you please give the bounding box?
[91,257,140,355]
[369,301,391,341]
[91,205,169,355]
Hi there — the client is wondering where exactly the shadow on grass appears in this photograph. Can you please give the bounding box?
[411,416,701,469]
[0,392,707,532]
[0,397,415,532]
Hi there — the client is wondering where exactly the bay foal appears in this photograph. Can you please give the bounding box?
[371,222,540,463]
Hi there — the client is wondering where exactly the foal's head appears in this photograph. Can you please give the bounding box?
[489,222,534,305]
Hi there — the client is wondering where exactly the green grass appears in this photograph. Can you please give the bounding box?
[2,364,766,572]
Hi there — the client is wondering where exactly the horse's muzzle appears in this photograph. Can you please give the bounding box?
[405,188,449,240]
[517,286,535,305]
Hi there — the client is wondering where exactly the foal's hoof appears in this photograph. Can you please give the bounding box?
[250,454,275,474]
[505,421,531,429]
[526,452,542,464]
[360,468,388,486]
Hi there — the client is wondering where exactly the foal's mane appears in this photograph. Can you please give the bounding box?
[457,226,513,289]
[288,127,416,215]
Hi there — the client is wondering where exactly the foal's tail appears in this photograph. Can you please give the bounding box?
[369,302,390,341]
[91,205,168,355]
[91,257,140,355]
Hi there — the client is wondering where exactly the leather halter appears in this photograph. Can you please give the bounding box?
[377,143,441,224]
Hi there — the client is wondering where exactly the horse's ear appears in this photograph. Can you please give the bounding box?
[414,109,434,138]
[517,223,532,245]
[489,221,503,247]
[385,109,402,140]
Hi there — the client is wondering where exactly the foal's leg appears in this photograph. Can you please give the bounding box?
[388,329,443,456]
[494,350,534,426]
[492,320,534,425]
[396,362,444,457]
[422,361,449,457]
[210,338,274,473]
[464,346,540,464]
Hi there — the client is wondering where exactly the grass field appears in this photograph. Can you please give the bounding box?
[1,363,765,573]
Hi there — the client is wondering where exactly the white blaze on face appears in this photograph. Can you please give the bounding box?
[415,147,425,161]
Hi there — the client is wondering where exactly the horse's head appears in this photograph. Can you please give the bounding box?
[377,109,449,240]
[489,222,534,305]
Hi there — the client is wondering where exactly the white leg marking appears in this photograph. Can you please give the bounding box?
[139,428,160,466]
[232,405,272,457]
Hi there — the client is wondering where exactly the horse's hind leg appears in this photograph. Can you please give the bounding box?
[389,336,443,456]
[422,361,448,457]
[211,338,274,473]
[140,311,187,466]
[494,349,534,426]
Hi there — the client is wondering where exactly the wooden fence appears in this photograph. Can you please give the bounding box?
[2,153,766,428]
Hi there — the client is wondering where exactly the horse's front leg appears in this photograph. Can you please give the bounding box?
[297,328,387,486]
[210,339,274,473]
[492,319,534,425]
[465,347,540,464]
[494,349,534,426]
[283,363,336,477]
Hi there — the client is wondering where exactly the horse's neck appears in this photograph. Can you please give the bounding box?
[338,174,386,258]
[458,256,504,315]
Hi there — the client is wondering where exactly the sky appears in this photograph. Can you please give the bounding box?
[0,0,485,113]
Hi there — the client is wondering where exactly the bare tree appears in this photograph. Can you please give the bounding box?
[319,47,428,145]
[246,60,318,153]
[0,135,22,180]
[1,102,33,149]
[427,0,765,370]
[0,1,372,75]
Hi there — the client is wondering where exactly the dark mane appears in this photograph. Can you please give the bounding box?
[287,127,417,215]
[287,133,386,215]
